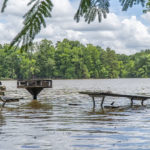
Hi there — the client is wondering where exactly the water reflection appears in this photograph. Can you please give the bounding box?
[23,100,53,110]
[0,111,5,127]
[0,111,6,148]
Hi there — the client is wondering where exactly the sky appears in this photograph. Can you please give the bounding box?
[0,0,150,54]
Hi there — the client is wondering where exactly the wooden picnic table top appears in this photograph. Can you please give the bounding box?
[79,91,150,100]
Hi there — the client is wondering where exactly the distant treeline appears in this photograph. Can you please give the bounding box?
[0,39,150,79]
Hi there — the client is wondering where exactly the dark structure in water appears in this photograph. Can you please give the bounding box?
[80,91,150,108]
[17,79,52,100]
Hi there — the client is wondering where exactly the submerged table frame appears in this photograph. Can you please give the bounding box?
[0,96,19,108]
[17,79,52,100]
[80,92,150,108]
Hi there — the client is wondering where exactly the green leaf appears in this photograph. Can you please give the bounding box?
[1,0,9,12]
[74,0,110,24]
[9,0,53,52]
[119,0,145,11]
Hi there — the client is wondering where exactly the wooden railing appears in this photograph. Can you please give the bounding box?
[17,79,52,88]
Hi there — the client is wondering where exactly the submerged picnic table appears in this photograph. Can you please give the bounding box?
[0,96,19,108]
[79,91,150,108]
[0,83,19,108]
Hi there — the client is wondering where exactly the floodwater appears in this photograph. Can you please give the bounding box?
[1,79,150,150]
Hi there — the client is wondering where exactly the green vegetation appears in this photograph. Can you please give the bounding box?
[0,39,150,79]
[1,0,148,51]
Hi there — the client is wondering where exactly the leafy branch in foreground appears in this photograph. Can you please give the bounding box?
[5,0,53,51]
[143,0,150,12]
[74,0,110,23]
[0,0,148,51]
[1,0,8,12]
[74,0,146,24]
[119,0,145,11]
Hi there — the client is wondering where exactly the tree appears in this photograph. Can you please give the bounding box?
[34,39,55,78]
[83,44,102,78]
[1,0,147,51]
[54,39,83,79]
[1,39,150,79]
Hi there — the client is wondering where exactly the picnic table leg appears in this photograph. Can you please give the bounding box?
[92,96,95,108]
[101,96,105,108]
[1,101,6,110]
[141,100,144,106]
[2,101,6,108]
[131,97,134,106]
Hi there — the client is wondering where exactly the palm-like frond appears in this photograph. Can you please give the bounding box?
[1,0,9,12]
[10,0,53,51]
[119,0,145,11]
[1,0,148,51]
[143,0,150,13]
[74,0,110,24]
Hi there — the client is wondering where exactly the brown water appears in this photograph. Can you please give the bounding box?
[1,79,150,150]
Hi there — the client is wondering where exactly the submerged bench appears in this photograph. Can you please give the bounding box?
[0,85,6,96]
[0,82,19,109]
[79,92,150,108]
[0,96,19,108]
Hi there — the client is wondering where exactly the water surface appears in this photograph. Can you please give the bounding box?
[1,79,150,150]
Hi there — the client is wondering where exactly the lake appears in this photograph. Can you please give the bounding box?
[1,79,150,150]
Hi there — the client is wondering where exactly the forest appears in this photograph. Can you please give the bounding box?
[0,38,150,80]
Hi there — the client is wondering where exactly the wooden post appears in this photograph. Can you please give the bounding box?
[141,100,144,106]
[131,97,134,106]
[92,96,95,108]
[101,96,105,108]
[26,87,43,100]
[2,101,6,108]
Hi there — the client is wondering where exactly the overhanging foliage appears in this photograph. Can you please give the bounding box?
[1,0,148,51]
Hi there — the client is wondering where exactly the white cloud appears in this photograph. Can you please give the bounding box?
[116,16,150,52]
[141,12,150,22]
[52,0,73,17]
[1,0,29,16]
[0,0,150,54]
